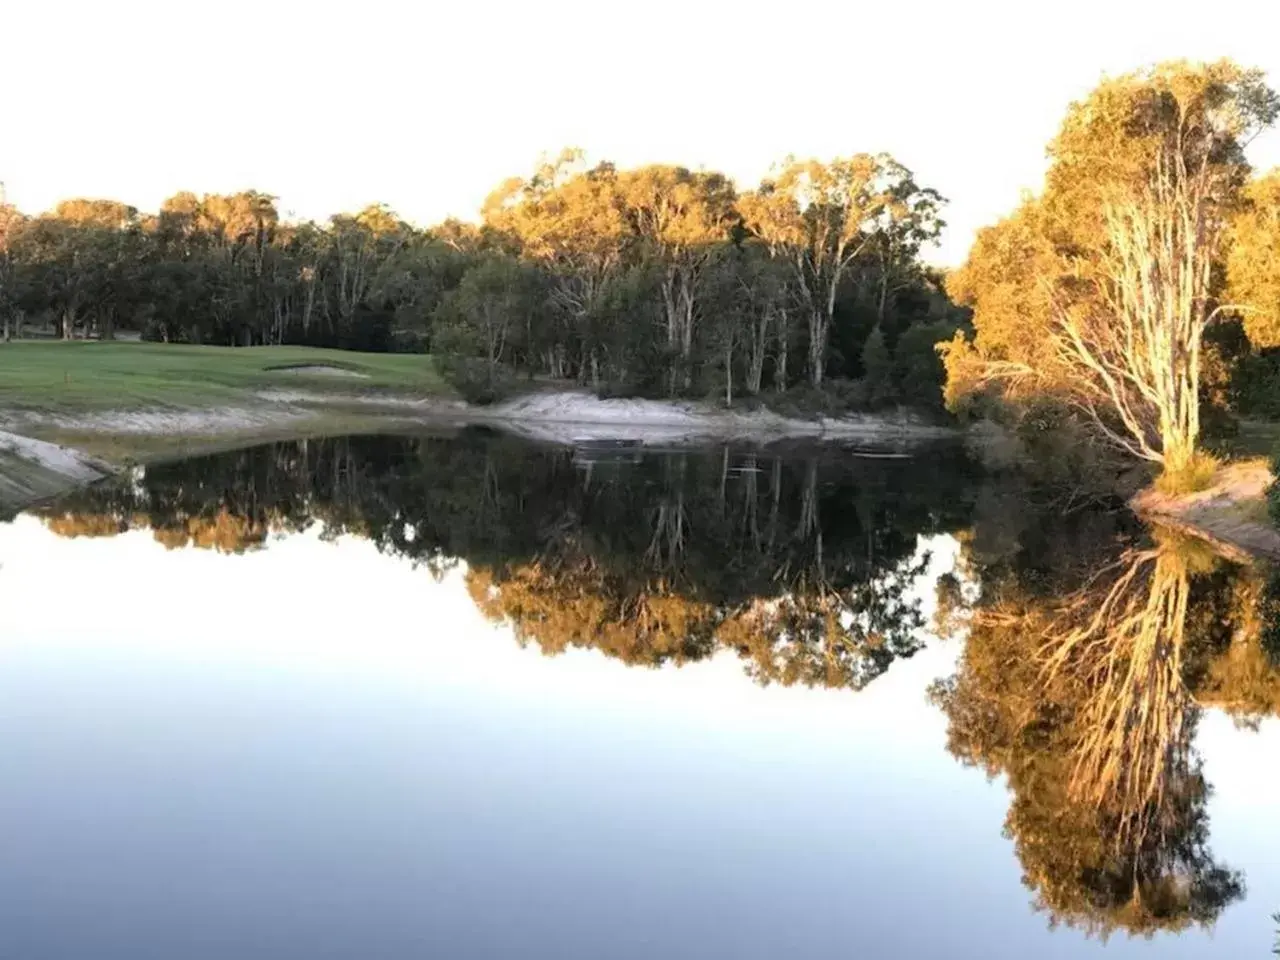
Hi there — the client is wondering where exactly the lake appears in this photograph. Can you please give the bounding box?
[2,430,1279,959]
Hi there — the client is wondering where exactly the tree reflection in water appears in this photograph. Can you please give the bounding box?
[34,431,976,691]
[931,525,1267,938]
[29,431,1280,942]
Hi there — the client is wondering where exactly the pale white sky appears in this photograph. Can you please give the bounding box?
[7,0,1280,264]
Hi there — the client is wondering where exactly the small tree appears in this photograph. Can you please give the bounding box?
[436,256,530,380]
[895,322,954,409]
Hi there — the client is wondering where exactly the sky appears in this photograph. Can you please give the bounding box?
[7,0,1280,264]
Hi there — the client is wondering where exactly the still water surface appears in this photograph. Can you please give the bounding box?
[2,431,1279,958]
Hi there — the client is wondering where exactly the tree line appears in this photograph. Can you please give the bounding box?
[0,152,961,406]
[0,194,461,352]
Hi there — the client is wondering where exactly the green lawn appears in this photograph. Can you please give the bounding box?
[0,341,448,413]
[1217,420,1280,459]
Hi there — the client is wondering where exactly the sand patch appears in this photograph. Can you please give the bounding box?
[0,430,103,480]
[33,408,314,436]
[266,364,370,379]
[483,391,956,446]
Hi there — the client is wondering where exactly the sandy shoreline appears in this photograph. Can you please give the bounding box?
[1131,461,1280,561]
[0,429,111,513]
[3,390,960,443]
[0,391,960,514]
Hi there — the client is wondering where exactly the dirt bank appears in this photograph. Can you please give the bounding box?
[478,392,957,445]
[8,389,957,448]
[255,389,957,446]
[1130,460,1280,560]
[0,430,109,514]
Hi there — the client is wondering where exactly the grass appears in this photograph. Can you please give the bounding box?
[0,340,449,413]
[1154,451,1222,495]
[1214,420,1280,459]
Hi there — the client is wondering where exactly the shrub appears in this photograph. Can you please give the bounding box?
[894,321,955,409]
[436,355,521,406]
[755,380,871,419]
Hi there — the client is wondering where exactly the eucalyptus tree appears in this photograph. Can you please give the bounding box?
[742,155,943,386]
[615,165,737,394]
[484,153,632,383]
[945,60,1279,484]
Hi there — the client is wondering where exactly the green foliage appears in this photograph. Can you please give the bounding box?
[433,256,532,367]
[1267,445,1280,527]
[895,321,957,409]
[861,327,894,406]
[1229,350,1280,418]
[434,355,522,406]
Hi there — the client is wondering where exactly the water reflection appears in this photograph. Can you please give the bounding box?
[37,433,979,691]
[20,431,1280,950]
[930,527,1265,938]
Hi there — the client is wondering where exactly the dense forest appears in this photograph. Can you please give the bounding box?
[30,430,1280,938]
[0,152,960,406]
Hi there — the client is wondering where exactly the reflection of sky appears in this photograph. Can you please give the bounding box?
[1,516,1278,959]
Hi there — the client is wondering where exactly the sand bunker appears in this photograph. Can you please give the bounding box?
[267,364,370,379]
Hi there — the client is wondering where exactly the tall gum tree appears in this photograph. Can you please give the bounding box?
[743,155,941,386]
[616,166,736,395]
[485,154,631,383]
[945,60,1279,480]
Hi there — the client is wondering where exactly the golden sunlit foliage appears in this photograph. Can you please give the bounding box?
[1227,169,1280,348]
[945,60,1280,482]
